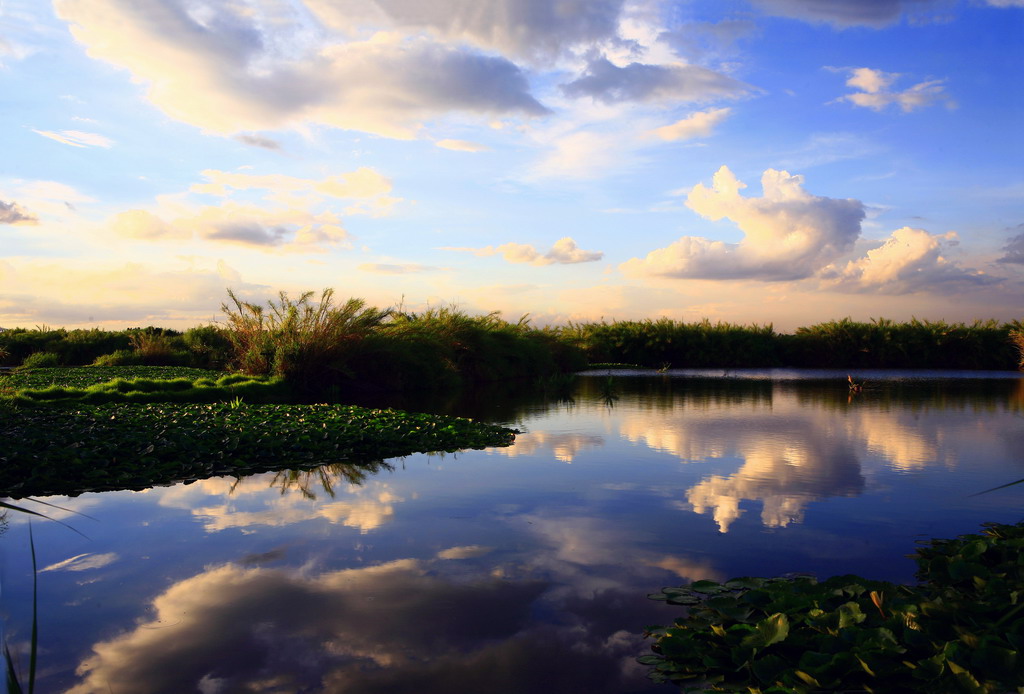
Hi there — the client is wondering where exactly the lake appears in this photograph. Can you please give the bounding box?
[4,370,1024,693]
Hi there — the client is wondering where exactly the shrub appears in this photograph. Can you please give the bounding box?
[221,288,391,393]
[92,349,144,367]
[18,352,60,369]
[643,522,1024,693]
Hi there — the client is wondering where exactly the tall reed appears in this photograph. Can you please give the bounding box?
[221,288,391,393]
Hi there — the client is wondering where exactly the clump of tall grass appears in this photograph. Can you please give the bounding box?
[16,352,60,370]
[221,288,391,393]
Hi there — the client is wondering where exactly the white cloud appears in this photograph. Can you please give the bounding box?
[621,166,865,280]
[435,139,489,152]
[560,56,749,105]
[749,0,942,28]
[986,0,1024,6]
[54,0,549,139]
[447,237,603,266]
[834,67,950,112]
[32,129,114,148]
[0,200,39,225]
[650,107,731,141]
[821,227,1000,293]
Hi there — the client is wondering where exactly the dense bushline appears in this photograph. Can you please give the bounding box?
[0,325,232,369]
[565,317,1024,370]
[2,300,1021,389]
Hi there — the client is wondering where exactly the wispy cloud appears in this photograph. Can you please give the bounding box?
[32,129,114,148]
[831,67,952,112]
[358,263,445,274]
[651,107,732,142]
[435,139,489,152]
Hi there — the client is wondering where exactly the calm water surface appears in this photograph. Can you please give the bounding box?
[4,371,1024,693]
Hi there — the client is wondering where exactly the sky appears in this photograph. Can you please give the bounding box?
[1,0,1022,331]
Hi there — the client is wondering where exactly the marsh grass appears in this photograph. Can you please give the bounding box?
[221,288,391,393]
[6,373,287,406]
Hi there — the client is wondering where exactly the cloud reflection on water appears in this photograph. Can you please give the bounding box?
[65,555,666,694]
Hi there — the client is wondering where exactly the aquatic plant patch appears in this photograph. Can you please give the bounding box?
[643,522,1024,693]
[0,402,518,498]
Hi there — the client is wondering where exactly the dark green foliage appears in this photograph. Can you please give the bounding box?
[788,318,1023,369]
[17,352,60,369]
[220,290,587,395]
[564,318,781,369]
[643,522,1024,693]
[343,308,587,392]
[563,317,1023,370]
[0,401,517,498]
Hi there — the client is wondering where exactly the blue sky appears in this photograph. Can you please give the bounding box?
[1,0,1022,330]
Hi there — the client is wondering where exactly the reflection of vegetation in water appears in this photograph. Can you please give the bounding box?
[262,461,395,500]
[643,522,1024,693]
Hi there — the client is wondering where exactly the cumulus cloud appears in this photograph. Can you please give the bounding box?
[621,166,865,281]
[54,0,548,139]
[447,237,603,266]
[821,227,1000,293]
[32,129,114,148]
[833,67,950,112]
[0,200,39,225]
[306,0,628,63]
[996,227,1024,264]
[651,107,731,141]
[749,0,941,27]
[560,56,749,105]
